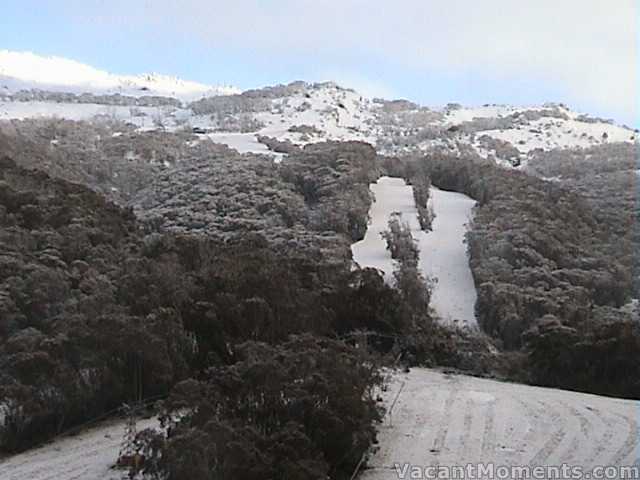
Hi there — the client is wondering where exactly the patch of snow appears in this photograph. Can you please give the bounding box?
[352,177,419,280]
[0,101,162,128]
[443,105,525,125]
[207,132,284,162]
[479,118,634,153]
[363,368,640,479]
[0,418,158,480]
[418,187,477,327]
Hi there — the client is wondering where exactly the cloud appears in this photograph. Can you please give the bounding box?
[63,0,637,122]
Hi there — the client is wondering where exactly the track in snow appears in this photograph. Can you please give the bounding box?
[362,369,640,479]
[0,418,157,480]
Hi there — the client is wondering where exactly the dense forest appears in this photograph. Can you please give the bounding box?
[0,118,217,204]
[0,132,477,478]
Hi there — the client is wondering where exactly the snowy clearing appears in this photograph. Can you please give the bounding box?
[362,369,640,479]
[0,418,157,480]
[352,178,477,326]
[207,131,283,161]
[351,177,420,280]
[419,188,477,327]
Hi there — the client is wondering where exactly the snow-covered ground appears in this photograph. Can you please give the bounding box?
[442,105,528,125]
[206,132,283,161]
[0,418,157,480]
[480,118,635,154]
[362,369,640,479]
[255,83,374,141]
[352,178,478,326]
[418,188,477,327]
[6,371,637,480]
[0,50,238,99]
[351,177,420,281]
[0,101,168,128]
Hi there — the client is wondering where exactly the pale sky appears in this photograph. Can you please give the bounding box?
[2,0,637,125]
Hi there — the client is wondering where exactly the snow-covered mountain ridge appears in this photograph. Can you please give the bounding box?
[0,50,239,100]
[0,50,636,166]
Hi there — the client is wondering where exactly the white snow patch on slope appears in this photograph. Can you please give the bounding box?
[0,50,239,100]
[352,179,477,326]
[207,132,284,161]
[191,85,377,176]
[251,85,376,146]
[419,188,477,327]
[0,101,164,128]
[351,177,420,280]
[443,105,526,125]
[363,369,640,478]
[480,118,635,153]
[0,418,157,480]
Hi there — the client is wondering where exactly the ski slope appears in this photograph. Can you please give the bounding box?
[351,177,420,281]
[0,418,157,480]
[351,178,477,326]
[363,369,640,479]
[419,188,477,327]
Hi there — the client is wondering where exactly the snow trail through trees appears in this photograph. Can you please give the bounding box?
[351,177,478,327]
[351,177,420,280]
[419,187,477,327]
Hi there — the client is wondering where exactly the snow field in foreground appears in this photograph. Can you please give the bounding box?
[351,177,478,327]
[362,369,640,479]
[0,418,157,480]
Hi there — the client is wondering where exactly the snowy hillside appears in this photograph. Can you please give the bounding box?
[0,50,239,99]
[1,50,636,166]
[363,368,640,479]
[202,81,376,157]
